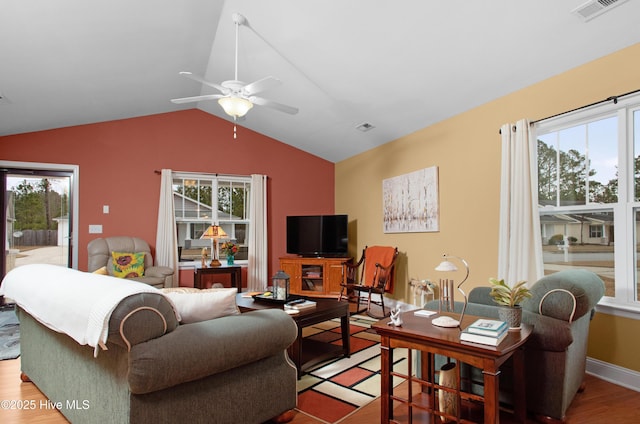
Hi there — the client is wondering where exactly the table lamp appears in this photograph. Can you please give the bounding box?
[432,254,469,328]
[200,225,227,267]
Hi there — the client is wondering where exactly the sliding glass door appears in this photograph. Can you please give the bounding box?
[1,167,75,285]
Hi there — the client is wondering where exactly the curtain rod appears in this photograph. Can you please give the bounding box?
[498,87,640,134]
[530,87,640,125]
[154,170,251,179]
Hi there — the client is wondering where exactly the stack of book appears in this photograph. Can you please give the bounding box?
[460,318,508,346]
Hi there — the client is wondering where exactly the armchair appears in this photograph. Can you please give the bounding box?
[339,245,398,318]
[88,236,174,288]
[424,269,605,423]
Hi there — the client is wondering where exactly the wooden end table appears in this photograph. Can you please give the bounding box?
[372,311,532,424]
[193,263,242,292]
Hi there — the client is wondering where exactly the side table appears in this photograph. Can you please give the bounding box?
[372,311,532,423]
[193,263,242,292]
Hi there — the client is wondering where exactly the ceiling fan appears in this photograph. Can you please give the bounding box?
[171,12,298,118]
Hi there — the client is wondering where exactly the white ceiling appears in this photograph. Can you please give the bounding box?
[2,0,640,162]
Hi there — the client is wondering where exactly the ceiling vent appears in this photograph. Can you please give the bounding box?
[572,0,630,22]
[355,122,375,132]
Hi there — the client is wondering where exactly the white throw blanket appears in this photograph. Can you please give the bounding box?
[0,264,162,356]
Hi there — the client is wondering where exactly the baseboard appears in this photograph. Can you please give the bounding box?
[586,357,640,392]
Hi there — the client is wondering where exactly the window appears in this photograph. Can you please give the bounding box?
[535,93,640,314]
[589,224,603,239]
[173,173,251,261]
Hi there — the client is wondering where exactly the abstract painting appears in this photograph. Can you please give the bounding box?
[383,166,439,233]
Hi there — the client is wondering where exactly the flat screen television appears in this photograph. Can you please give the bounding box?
[286,214,348,257]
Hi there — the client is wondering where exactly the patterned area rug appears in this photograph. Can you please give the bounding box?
[0,305,20,360]
[295,314,408,423]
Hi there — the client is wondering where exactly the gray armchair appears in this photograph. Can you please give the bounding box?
[87,236,174,288]
[425,269,605,423]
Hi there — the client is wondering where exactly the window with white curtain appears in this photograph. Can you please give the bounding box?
[172,172,251,261]
[535,92,640,314]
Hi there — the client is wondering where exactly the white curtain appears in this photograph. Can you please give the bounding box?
[497,119,544,286]
[155,169,179,286]
[248,174,268,291]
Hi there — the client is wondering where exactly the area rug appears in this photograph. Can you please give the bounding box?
[295,314,409,423]
[0,305,20,360]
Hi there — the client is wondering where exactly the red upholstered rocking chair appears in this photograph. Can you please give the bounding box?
[339,246,398,318]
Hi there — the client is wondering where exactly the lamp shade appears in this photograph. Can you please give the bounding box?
[200,225,227,239]
[218,96,253,118]
[435,259,458,272]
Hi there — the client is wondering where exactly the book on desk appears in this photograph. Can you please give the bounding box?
[466,318,507,336]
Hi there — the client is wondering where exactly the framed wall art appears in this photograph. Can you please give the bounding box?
[383,166,439,233]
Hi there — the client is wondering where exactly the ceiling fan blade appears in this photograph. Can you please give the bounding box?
[179,71,228,94]
[250,96,299,115]
[242,76,281,96]
[170,94,223,104]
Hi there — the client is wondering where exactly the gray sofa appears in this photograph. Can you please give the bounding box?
[425,269,605,423]
[17,290,298,423]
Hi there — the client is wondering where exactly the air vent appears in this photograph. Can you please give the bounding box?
[572,0,630,22]
[355,122,375,132]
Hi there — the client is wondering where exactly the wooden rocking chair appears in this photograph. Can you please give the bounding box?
[339,246,398,318]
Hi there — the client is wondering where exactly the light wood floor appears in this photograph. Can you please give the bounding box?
[1,357,638,423]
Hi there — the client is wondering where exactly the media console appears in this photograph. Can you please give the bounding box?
[279,256,352,297]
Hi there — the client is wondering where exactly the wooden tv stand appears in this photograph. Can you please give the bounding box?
[279,256,351,297]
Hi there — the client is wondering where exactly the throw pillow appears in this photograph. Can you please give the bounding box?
[92,266,108,275]
[160,288,240,324]
[111,251,146,278]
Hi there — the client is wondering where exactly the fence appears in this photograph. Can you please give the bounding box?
[13,230,58,247]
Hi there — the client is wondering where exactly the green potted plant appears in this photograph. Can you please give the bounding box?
[488,278,532,329]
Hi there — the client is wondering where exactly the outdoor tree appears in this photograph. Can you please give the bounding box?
[12,178,63,231]
[537,139,619,204]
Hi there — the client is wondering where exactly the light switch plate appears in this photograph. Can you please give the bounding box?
[103,205,109,214]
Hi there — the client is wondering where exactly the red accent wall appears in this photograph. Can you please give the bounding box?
[1,109,335,281]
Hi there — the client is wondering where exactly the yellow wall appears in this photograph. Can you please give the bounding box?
[336,43,640,372]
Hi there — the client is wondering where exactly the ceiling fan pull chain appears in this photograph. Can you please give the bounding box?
[233,116,238,139]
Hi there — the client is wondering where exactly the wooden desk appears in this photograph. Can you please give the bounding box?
[193,263,242,292]
[372,312,532,424]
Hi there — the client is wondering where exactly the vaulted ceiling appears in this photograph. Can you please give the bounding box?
[2,0,640,162]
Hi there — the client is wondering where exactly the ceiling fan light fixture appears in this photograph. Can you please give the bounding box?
[218,96,253,117]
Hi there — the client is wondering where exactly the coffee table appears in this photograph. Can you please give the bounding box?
[373,311,532,423]
[236,294,350,378]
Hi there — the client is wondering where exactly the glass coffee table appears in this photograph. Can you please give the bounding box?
[236,293,350,378]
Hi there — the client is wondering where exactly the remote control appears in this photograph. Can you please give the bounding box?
[287,299,306,305]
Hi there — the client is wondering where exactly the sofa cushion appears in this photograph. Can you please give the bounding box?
[128,309,297,394]
[92,266,108,275]
[111,251,146,278]
[161,288,239,324]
